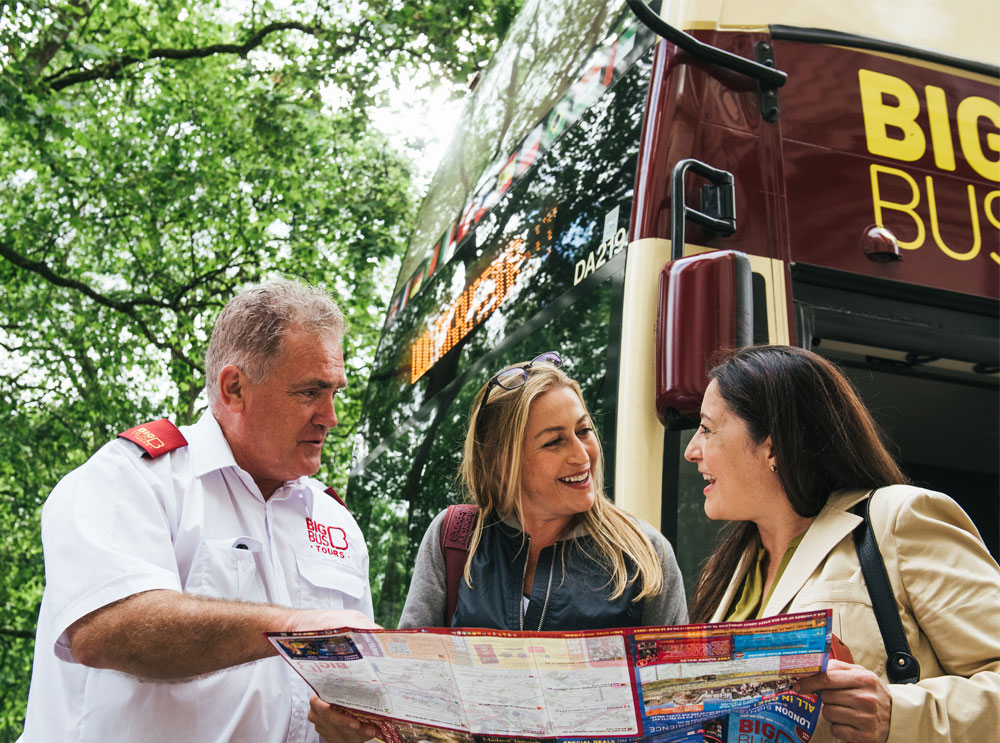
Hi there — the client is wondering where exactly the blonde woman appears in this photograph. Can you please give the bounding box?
[309,353,687,741]
[398,352,687,630]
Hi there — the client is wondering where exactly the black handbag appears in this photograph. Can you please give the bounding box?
[851,490,921,684]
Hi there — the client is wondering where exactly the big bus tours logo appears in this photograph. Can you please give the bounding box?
[859,68,1000,266]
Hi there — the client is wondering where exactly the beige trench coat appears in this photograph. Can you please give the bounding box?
[709,485,1000,742]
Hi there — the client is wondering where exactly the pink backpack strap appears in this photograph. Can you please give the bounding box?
[118,420,187,458]
[441,504,478,626]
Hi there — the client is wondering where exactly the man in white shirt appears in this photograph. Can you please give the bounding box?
[19,279,378,743]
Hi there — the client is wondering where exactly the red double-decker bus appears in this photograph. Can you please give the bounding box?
[351,0,999,623]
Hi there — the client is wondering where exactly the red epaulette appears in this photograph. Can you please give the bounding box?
[324,486,348,510]
[118,419,188,458]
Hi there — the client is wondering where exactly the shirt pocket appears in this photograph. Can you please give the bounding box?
[295,554,367,612]
[796,580,886,675]
[192,538,267,603]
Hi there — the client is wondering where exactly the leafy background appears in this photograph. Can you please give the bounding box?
[0,0,520,736]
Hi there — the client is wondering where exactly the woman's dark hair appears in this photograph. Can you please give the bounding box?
[690,345,906,621]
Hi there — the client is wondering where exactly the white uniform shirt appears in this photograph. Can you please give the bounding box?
[19,413,374,743]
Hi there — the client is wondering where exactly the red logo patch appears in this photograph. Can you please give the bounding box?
[306,517,348,558]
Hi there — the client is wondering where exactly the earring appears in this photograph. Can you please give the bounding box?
[769,464,777,472]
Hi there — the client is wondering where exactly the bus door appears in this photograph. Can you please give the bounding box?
[793,270,999,559]
[626,0,999,591]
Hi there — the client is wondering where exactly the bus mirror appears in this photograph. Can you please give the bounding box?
[655,250,754,429]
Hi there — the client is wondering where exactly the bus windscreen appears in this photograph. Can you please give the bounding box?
[350,0,658,625]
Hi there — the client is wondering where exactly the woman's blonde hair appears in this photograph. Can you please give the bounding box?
[459,360,663,601]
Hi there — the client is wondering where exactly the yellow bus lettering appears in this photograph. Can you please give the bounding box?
[859,69,924,162]
[924,85,956,171]
[870,164,925,249]
[925,177,981,260]
[861,70,1000,181]
[956,95,1000,182]
[983,190,1000,265]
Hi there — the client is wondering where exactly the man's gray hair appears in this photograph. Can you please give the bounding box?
[204,278,345,404]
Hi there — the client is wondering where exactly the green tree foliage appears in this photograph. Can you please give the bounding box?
[0,0,519,737]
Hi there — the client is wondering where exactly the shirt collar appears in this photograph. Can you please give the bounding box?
[186,412,240,479]
[186,412,318,509]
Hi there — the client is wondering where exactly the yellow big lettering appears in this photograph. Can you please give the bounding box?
[870,164,925,249]
[984,190,1000,265]
[956,96,1000,182]
[925,176,980,260]
[924,85,956,171]
[859,69,925,162]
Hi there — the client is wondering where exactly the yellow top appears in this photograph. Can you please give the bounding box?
[726,534,804,621]
[678,0,999,67]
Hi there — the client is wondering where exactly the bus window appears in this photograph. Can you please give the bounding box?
[668,429,723,598]
[390,0,654,312]
[351,2,659,626]
[353,278,620,626]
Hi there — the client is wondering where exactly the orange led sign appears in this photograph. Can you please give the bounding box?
[410,208,557,383]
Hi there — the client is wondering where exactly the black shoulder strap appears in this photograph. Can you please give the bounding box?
[851,490,920,684]
[440,504,477,627]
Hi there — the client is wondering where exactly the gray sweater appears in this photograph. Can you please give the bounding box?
[398,509,688,629]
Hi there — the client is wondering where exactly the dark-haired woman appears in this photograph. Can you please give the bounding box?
[685,345,998,743]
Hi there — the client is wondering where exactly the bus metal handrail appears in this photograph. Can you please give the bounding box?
[671,159,736,260]
[626,0,788,88]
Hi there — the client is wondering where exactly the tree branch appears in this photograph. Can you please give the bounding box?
[0,628,35,640]
[0,240,200,371]
[46,21,339,91]
[1,240,159,312]
[167,259,250,308]
[23,0,93,77]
